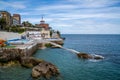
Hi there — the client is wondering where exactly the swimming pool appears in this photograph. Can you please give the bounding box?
[8,39,29,45]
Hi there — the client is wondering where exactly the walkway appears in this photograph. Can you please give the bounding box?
[33,39,80,54]
[48,41,80,54]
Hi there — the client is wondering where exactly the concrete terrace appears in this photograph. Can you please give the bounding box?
[0,31,21,40]
[0,31,64,56]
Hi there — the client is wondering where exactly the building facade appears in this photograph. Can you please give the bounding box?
[35,18,49,30]
[12,18,20,26]
[34,18,51,39]
[0,11,21,30]
[0,11,12,26]
[13,14,21,25]
[26,28,50,40]
[51,31,60,38]
[41,28,50,38]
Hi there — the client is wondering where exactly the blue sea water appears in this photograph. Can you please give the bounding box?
[0,34,120,80]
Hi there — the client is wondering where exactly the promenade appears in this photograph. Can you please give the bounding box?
[0,31,21,40]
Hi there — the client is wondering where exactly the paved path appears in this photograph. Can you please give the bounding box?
[0,31,21,40]
[48,41,80,54]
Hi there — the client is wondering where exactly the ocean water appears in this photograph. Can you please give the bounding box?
[0,34,120,80]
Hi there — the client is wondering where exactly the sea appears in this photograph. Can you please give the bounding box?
[0,34,120,80]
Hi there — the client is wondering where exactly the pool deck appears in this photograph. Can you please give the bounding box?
[0,31,64,57]
[15,40,35,49]
[14,38,63,49]
[0,38,64,57]
[0,31,21,40]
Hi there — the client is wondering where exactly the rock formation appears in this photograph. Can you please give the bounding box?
[0,49,22,62]
[20,57,42,68]
[77,53,93,59]
[77,52,104,60]
[0,48,60,79]
[20,57,60,79]
[32,61,59,79]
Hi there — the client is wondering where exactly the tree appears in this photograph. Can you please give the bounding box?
[22,21,33,27]
[0,18,6,30]
[57,30,61,37]
[22,21,26,26]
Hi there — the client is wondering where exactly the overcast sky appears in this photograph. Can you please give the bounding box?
[0,0,120,34]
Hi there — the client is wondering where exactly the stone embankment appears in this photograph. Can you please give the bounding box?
[0,43,38,63]
[0,43,60,79]
[0,48,23,62]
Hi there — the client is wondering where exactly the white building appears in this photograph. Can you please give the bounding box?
[41,28,50,39]
[26,31,42,40]
[51,31,60,38]
[25,28,50,40]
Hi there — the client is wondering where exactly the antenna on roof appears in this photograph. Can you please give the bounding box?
[40,15,45,23]
[41,15,44,20]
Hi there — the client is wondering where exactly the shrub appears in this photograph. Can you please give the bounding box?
[45,43,52,47]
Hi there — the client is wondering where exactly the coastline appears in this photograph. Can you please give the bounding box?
[0,31,63,79]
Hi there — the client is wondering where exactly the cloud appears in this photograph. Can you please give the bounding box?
[57,23,120,34]
[68,0,120,8]
[22,18,41,23]
[0,1,26,9]
[19,12,30,15]
[36,4,77,11]
[1,0,120,34]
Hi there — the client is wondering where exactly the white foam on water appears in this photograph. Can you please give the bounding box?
[89,59,102,62]
[89,54,104,62]
[92,54,104,59]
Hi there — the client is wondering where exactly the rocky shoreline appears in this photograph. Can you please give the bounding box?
[0,48,60,79]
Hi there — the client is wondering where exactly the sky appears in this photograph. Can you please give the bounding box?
[0,0,120,34]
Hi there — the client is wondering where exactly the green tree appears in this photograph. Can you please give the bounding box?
[50,30,53,37]
[22,21,33,27]
[0,18,6,30]
[57,30,61,37]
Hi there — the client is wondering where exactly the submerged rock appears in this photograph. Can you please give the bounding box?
[32,61,60,79]
[77,53,92,59]
[77,52,104,60]
[0,48,60,79]
[20,57,42,68]
[0,60,20,68]
[20,57,60,79]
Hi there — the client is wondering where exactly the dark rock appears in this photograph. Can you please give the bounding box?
[77,53,104,60]
[0,60,20,67]
[32,61,59,79]
[0,48,60,79]
[77,53,93,59]
[20,57,42,68]
[0,49,21,62]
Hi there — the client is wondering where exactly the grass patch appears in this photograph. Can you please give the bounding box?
[18,31,24,34]
[4,45,16,48]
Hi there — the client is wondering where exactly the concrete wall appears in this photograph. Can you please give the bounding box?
[0,43,38,62]
[25,43,38,56]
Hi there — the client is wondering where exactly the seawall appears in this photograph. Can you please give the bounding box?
[0,39,63,63]
[0,43,38,63]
